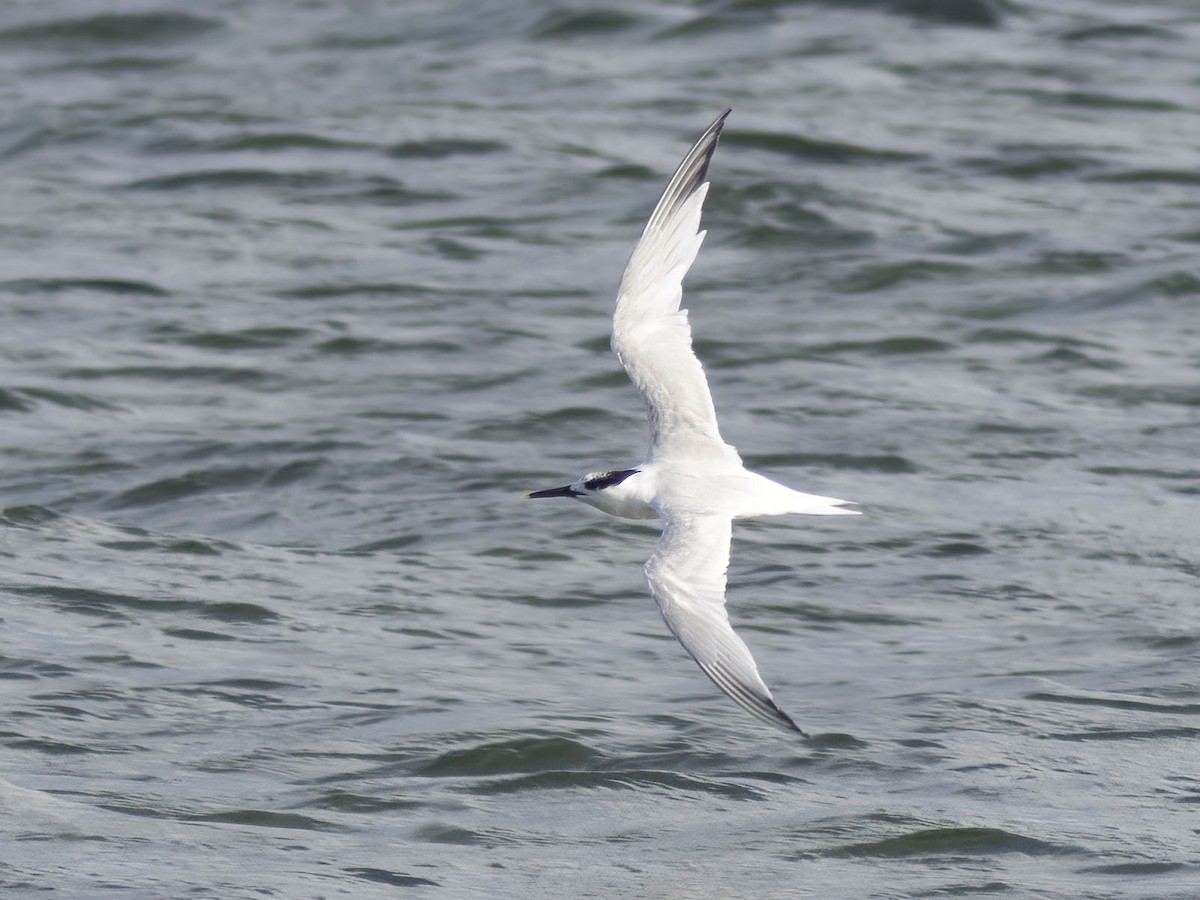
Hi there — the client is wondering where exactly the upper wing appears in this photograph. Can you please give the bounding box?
[645,513,803,734]
[612,110,740,465]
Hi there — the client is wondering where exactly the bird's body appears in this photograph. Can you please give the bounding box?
[528,110,858,734]
[573,465,852,522]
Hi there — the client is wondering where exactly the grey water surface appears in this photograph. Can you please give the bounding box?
[2,1,1198,897]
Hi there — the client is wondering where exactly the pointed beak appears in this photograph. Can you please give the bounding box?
[524,485,580,499]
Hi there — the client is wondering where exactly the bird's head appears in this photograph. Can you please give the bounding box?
[525,468,656,519]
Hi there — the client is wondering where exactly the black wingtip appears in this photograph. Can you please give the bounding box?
[641,109,733,238]
[694,654,807,737]
[764,696,807,736]
[691,109,731,185]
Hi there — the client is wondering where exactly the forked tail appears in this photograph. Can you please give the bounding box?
[788,490,860,516]
[736,472,860,518]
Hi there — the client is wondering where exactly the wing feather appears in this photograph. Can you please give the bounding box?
[644,514,803,734]
[612,110,739,465]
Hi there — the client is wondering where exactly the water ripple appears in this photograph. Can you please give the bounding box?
[0,12,222,47]
[2,0,1198,895]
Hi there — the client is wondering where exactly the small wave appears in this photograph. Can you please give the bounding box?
[964,146,1103,179]
[502,592,607,608]
[967,328,1112,349]
[123,168,337,190]
[1076,383,1200,408]
[386,138,506,159]
[1089,465,1200,481]
[183,809,340,831]
[1047,727,1200,742]
[835,261,972,293]
[2,505,62,527]
[7,737,93,756]
[125,169,454,205]
[0,12,221,47]
[342,534,423,553]
[165,681,299,709]
[463,406,635,442]
[1077,861,1190,878]
[877,0,1006,27]
[758,602,922,627]
[1027,690,1200,716]
[44,55,182,74]
[806,335,954,355]
[64,364,273,385]
[1022,250,1123,275]
[1020,346,1123,370]
[911,536,991,557]
[0,653,75,680]
[1091,169,1200,186]
[724,130,923,165]
[171,327,310,350]
[5,506,239,555]
[414,823,484,845]
[200,603,281,623]
[308,791,422,814]
[1060,23,1178,42]
[1014,89,1183,113]
[727,205,874,251]
[417,736,602,777]
[161,627,235,642]
[106,467,266,509]
[0,386,121,414]
[147,132,374,155]
[277,281,433,300]
[828,825,1067,858]
[0,277,168,296]
[343,868,439,889]
[805,732,869,750]
[664,0,1002,37]
[466,769,768,800]
[10,583,278,624]
[531,9,645,40]
[0,388,34,413]
[595,163,658,182]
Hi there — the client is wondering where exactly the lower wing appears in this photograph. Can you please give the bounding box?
[645,513,803,734]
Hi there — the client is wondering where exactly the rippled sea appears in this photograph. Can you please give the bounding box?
[2,1,1198,897]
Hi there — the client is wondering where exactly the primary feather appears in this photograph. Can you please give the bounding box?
[612,109,740,466]
[647,513,801,733]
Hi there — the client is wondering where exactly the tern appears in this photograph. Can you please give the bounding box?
[527,110,859,734]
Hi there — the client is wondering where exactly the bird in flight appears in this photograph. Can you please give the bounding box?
[527,110,859,734]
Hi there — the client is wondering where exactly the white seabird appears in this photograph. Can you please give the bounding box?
[527,110,859,734]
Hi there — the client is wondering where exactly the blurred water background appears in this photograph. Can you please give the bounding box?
[1,0,1198,896]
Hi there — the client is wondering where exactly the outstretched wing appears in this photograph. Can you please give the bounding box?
[644,513,803,734]
[612,110,740,465]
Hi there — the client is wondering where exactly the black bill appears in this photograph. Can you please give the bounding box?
[525,485,580,499]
